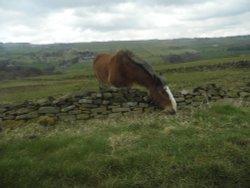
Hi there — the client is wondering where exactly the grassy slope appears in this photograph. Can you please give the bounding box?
[1,55,250,103]
[0,104,250,187]
[1,36,250,103]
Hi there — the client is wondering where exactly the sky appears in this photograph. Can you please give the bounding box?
[0,0,250,44]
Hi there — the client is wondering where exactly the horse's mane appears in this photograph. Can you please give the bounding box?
[116,50,166,85]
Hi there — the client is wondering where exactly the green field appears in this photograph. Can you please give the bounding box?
[1,36,250,103]
[1,36,250,187]
[1,104,250,187]
[0,57,249,103]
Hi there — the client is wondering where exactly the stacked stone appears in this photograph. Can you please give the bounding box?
[236,87,250,102]
[1,84,250,122]
[160,61,250,74]
[174,83,227,110]
[0,101,38,121]
[0,88,155,122]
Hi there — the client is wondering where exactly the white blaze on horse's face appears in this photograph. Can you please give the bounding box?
[164,86,177,113]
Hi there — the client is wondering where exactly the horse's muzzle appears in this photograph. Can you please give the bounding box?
[163,108,177,115]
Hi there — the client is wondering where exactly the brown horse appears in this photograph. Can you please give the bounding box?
[93,50,177,114]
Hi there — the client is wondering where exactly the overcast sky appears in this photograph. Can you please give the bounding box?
[0,0,250,44]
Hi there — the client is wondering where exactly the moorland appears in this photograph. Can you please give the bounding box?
[0,35,250,187]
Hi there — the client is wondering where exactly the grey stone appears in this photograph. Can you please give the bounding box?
[193,96,205,102]
[61,105,75,112]
[102,100,110,105]
[59,115,76,122]
[103,92,113,99]
[91,107,108,114]
[181,89,189,95]
[0,103,13,109]
[68,110,82,115]
[94,99,102,105]
[143,96,150,102]
[211,96,221,101]
[192,102,201,107]
[0,108,7,113]
[92,114,107,119]
[208,89,219,96]
[239,92,249,97]
[108,105,121,110]
[90,93,97,98]
[80,104,98,108]
[112,107,131,113]
[226,90,238,98]
[185,99,192,104]
[131,108,144,112]
[3,115,15,120]
[205,83,217,90]
[53,94,72,105]
[139,103,149,108]
[16,112,38,120]
[243,87,250,92]
[38,107,60,114]
[113,93,124,99]
[6,110,16,115]
[175,97,185,103]
[79,99,93,104]
[16,108,33,115]
[96,93,103,98]
[37,98,50,106]
[184,94,192,99]
[124,102,138,107]
[77,114,90,120]
[79,106,91,111]
[177,102,186,107]
[193,86,205,92]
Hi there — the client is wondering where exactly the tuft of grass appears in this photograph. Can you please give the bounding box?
[37,116,57,127]
[0,104,250,187]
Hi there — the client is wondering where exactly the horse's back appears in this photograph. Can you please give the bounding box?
[93,51,136,88]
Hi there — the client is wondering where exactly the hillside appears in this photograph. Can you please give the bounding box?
[1,35,250,69]
[1,35,250,187]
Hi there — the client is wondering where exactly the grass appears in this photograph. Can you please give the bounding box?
[0,63,98,103]
[0,104,250,187]
[154,54,250,70]
[1,59,249,103]
[165,69,249,91]
[1,36,250,187]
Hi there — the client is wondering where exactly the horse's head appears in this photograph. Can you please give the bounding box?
[119,50,177,114]
[150,84,177,115]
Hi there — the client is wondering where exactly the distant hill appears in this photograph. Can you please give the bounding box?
[0,35,250,78]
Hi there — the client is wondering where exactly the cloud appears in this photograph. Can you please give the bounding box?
[0,0,249,43]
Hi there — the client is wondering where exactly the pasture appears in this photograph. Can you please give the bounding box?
[0,36,250,187]
[1,104,250,187]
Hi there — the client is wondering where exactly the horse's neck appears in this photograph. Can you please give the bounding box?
[134,73,157,91]
[135,80,160,98]
[126,60,158,90]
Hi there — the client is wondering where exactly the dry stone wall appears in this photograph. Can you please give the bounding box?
[160,61,250,73]
[0,84,250,122]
